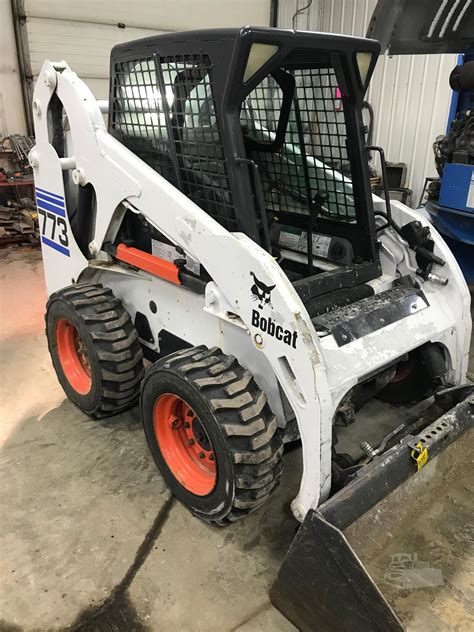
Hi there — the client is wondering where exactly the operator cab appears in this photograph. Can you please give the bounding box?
[109,27,382,305]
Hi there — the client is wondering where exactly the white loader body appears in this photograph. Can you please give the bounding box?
[30,59,471,522]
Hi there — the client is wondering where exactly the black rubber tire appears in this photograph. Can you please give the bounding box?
[140,345,283,524]
[46,283,144,417]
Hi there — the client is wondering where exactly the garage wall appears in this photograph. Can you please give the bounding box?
[14,0,271,128]
[22,0,272,31]
[278,0,457,207]
[25,18,167,100]
[0,0,26,136]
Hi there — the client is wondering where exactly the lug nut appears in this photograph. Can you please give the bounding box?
[198,452,205,459]
[184,422,190,429]
[170,417,182,429]
[187,438,195,446]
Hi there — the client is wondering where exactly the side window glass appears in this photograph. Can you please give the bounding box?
[159,56,236,230]
[241,76,283,143]
[185,80,216,128]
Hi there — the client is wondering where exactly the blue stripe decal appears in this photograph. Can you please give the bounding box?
[37,199,66,217]
[36,187,63,202]
[36,190,65,208]
[41,235,70,256]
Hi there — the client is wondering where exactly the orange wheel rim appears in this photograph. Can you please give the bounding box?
[55,318,92,395]
[153,393,217,496]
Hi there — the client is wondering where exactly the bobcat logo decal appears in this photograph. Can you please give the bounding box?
[250,272,275,309]
[249,272,298,349]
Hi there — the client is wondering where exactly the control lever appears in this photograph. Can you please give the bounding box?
[360,423,406,462]
[367,145,392,231]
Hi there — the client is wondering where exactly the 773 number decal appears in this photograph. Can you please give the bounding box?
[36,187,71,256]
[38,209,69,248]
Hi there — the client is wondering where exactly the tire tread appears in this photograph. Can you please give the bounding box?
[46,283,144,417]
[145,346,283,524]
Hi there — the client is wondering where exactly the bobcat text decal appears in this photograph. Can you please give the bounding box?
[250,272,298,349]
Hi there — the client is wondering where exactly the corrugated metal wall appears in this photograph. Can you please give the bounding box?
[1,0,26,135]
[278,0,457,207]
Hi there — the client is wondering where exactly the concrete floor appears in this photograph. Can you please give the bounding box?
[0,246,472,631]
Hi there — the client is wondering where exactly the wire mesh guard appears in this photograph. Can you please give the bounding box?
[111,57,175,183]
[111,55,237,231]
[241,67,356,222]
[112,56,356,232]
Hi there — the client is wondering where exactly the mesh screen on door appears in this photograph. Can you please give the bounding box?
[241,67,356,222]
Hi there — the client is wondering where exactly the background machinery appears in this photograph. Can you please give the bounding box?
[427,50,474,283]
[368,0,474,285]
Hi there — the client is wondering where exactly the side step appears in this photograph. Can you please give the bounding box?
[312,285,428,346]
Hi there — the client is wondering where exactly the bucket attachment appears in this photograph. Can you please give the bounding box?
[270,386,473,631]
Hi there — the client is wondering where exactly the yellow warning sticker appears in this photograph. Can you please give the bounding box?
[411,442,429,472]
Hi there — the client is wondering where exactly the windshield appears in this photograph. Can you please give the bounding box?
[241,67,356,222]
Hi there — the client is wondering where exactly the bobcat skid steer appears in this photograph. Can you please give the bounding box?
[30,22,472,632]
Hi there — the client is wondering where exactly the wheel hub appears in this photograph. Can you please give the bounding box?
[75,335,92,376]
[153,393,217,496]
[55,318,92,395]
[191,418,212,451]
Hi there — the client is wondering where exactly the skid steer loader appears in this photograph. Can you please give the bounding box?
[30,19,472,631]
